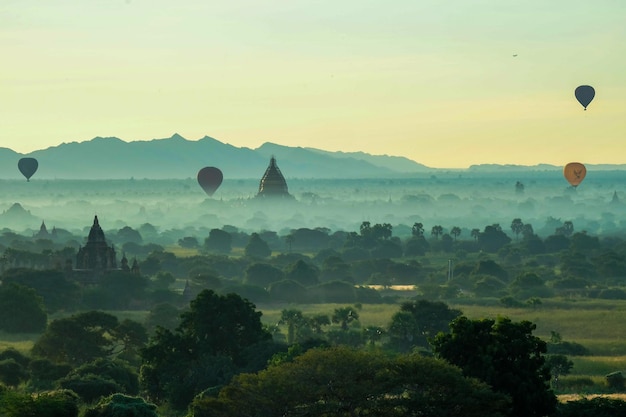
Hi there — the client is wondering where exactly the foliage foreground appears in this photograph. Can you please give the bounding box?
[190,346,511,417]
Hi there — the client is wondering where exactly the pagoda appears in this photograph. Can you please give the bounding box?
[256,156,293,198]
[75,216,118,271]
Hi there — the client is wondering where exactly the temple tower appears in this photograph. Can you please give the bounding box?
[256,156,292,198]
[75,215,117,270]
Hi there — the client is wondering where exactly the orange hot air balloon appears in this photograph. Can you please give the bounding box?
[563,162,586,187]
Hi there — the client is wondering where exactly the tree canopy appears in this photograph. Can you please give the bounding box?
[190,346,510,417]
[432,316,557,417]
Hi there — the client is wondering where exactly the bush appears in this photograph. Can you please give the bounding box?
[557,396,626,417]
[606,371,626,391]
[84,394,158,417]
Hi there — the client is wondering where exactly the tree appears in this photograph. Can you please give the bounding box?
[320,256,352,283]
[31,311,140,366]
[387,300,462,352]
[478,224,511,252]
[278,309,306,344]
[244,263,284,288]
[178,236,199,248]
[0,389,79,417]
[432,316,557,417]
[0,283,47,333]
[556,220,574,237]
[450,226,461,241]
[0,359,27,387]
[28,358,72,390]
[115,226,143,244]
[285,259,319,287]
[511,218,524,240]
[371,223,393,240]
[431,225,444,240]
[144,303,180,334]
[544,354,573,389]
[204,229,232,254]
[268,279,308,303]
[1,268,81,313]
[331,306,359,331]
[140,289,272,409]
[189,347,510,417]
[411,222,424,237]
[405,236,429,257]
[83,271,149,310]
[244,233,271,258]
[59,358,139,403]
[521,223,534,239]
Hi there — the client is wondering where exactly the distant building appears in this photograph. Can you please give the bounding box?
[76,215,118,271]
[612,191,620,205]
[73,216,140,282]
[256,156,293,199]
[34,221,50,239]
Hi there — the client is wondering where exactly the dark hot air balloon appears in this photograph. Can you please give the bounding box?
[197,167,223,196]
[563,162,586,187]
[18,158,38,182]
[575,85,595,110]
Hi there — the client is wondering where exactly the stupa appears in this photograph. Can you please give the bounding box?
[256,156,293,199]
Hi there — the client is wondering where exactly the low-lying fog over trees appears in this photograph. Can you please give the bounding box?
[1,170,625,239]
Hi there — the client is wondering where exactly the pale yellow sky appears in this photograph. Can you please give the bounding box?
[2,1,625,168]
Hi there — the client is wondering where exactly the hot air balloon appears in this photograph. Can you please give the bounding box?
[197,167,223,196]
[575,85,595,110]
[18,158,38,182]
[563,162,586,187]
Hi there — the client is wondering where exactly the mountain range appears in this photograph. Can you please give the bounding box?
[1,134,624,179]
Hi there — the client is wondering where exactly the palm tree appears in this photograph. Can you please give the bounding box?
[450,226,461,241]
[308,314,330,334]
[332,307,359,331]
[431,225,444,240]
[411,222,424,237]
[279,309,305,344]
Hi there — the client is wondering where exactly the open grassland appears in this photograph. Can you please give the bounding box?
[450,298,626,355]
[4,296,626,396]
[259,296,626,394]
[260,297,626,355]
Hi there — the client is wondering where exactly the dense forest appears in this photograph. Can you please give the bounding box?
[1,215,626,415]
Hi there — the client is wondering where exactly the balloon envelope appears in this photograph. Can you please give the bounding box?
[197,167,223,196]
[575,85,595,110]
[563,162,586,187]
[18,158,38,181]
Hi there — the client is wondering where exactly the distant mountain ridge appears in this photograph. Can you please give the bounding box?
[1,134,625,179]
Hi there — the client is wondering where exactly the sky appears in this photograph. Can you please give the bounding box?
[2,0,625,168]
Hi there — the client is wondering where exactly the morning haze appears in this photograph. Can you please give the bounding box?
[2,134,626,239]
[3,1,626,415]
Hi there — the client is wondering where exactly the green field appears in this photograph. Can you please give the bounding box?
[4,295,625,396]
[258,296,626,394]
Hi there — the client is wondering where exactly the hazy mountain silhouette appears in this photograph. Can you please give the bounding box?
[1,134,624,180]
[1,134,434,180]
